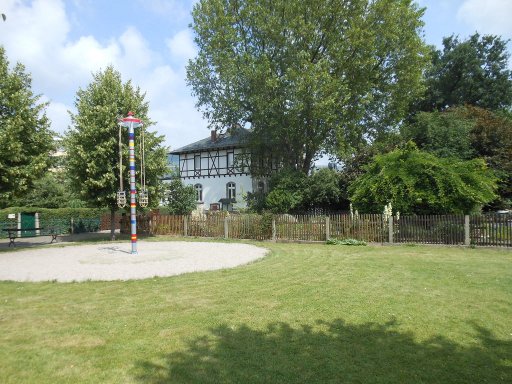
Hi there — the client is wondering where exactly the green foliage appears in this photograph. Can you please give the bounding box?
[349,143,497,214]
[245,190,267,213]
[164,178,197,215]
[326,238,367,246]
[10,172,85,208]
[0,207,106,220]
[418,33,512,112]
[465,106,512,208]
[401,109,475,159]
[401,106,512,209]
[65,66,169,212]
[264,170,307,213]
[303,168,344,211]
[0,207,105,234]
[188,0,429,172]
[248,168,345,213]
[0,46,55,208]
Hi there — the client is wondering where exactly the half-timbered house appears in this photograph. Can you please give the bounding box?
[168,127,266,211]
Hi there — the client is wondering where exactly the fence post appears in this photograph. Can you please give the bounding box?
[71,218,74,234]
[184,215,188,237]
[325,216,330,241]
[388,216,393,244]
[272,218,276,242]
[224,217,229,239]
[464,215,470,246]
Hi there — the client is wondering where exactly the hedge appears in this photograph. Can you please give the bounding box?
[0,207,109,236]
[0,207,107,220]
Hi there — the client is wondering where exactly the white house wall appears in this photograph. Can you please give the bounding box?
[182,174,253,210]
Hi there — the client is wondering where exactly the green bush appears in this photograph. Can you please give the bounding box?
[164,179,197,215]
[0,207,105,220]
[326,238,367,246]
[349,143,497,214]
[0,207,106,234]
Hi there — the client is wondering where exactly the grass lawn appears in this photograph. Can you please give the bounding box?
[0,239,511,383]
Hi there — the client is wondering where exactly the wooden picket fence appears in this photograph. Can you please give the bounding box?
[469,214,512,247]
[393,215,465,245]
[330,214,387,243]
[114,212,512,248]
[150,215,184,236]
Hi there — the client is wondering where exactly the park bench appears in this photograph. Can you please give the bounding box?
[2,227,60,247]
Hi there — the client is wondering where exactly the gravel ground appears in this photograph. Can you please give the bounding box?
[0,241,268,282]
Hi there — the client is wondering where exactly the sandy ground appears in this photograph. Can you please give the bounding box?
[0,239,269,282]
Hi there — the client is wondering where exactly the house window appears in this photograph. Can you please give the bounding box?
[226,182,236,199]
[257,181,265,193]
[194,184,203,202]
[227,152,234,169]
[194,155,201,171]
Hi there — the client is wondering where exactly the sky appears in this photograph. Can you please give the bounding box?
[1,0,511,152]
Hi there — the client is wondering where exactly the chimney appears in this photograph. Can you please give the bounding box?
[211,130,217,142]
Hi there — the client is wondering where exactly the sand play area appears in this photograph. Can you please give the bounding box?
[0,240,268,282]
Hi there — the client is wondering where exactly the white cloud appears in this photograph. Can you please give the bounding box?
[60,36,120,81]
[118,27,156,71]
[45,100,73,135]
[0,0,208,149]
[457,0,512,37]
[166,29,197,63]
[139,0,189,20]
[1,0,118,95]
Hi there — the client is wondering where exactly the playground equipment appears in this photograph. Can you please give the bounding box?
[117,112,146,254]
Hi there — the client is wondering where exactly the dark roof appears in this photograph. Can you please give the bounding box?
[169,128,250,154]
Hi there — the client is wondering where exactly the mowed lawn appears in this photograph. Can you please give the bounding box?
[0,240,511,383]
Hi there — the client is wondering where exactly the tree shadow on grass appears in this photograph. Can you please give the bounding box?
[134,319,511,383]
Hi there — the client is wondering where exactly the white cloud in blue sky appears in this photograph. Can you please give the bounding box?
[0,0,510,151]
[457,0,512,36]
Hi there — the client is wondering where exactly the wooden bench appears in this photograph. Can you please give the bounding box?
[2,227,59,247]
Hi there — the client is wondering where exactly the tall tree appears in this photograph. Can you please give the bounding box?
[65,66,169,238]
[0,46,54,208]
[418,33,512,112]
[187,0,429,173]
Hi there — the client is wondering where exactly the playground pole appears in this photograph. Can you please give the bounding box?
[119,112,143,254]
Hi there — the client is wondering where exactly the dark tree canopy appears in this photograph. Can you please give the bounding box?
[401,109,476,160]
[188,0,429,173]
[418,33,512,112]
[0,46,55,208]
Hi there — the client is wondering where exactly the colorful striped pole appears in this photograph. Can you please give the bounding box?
[119,112,143,254]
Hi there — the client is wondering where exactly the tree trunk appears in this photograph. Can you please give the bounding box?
[110,206,116,241]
